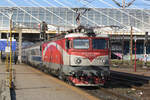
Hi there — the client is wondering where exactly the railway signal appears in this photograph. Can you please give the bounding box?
[40,21,48,40]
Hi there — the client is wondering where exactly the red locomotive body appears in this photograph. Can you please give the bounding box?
[42,33,110,86]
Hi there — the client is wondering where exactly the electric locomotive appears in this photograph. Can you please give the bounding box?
[41,32,110,86]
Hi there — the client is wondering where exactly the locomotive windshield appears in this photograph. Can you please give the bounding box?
[73,39,89,49]
[92,39,107,49]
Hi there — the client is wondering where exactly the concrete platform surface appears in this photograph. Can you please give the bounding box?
[0,63,99,100]
[0,63,6,83]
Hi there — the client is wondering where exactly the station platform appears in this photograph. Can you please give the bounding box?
[0,63,6,83]
[0,63,99,100]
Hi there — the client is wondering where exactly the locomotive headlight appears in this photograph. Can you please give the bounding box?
[100,58,105,63]
[74,57,82,64]
[70,71,76,75]
[101,59,105,63]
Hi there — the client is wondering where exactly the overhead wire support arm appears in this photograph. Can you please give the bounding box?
[126,0,136,7]
[74,8,90,25]
[111,0,122,7]
[53,0,102,27]
[79,0,130,31]
[111,0,136,8]
[97,0,150,28]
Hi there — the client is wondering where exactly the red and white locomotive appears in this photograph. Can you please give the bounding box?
[41,32,110,86]
[22,31,110,86]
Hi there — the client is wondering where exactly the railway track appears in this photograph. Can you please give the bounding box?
[82,70,150,100]
[81,79,138,100]
[111,70,150,85]
[109,70,150,100]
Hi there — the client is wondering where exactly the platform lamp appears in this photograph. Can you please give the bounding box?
[134,36,137,72]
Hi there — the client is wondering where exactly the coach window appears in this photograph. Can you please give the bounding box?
[31,49,35,55]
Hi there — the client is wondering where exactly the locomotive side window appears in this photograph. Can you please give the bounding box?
[92,39,107,49]
[65,40,70,49]
[73,39,89,49]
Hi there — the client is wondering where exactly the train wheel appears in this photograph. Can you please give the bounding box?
[58,74,63,80]
[66,78,74,86]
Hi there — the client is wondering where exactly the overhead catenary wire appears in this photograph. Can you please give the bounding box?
[6,0,65,30]
[43,0,57,7]
[61,0,143,32]
[52,0,136,33]
[0,10,10,20]
[43,0,106,32]
[130,5,150,18]
[52,0,103,27]
[51,0,121,33]
[77,0,133,31]
[6,0,42,23]
[25,0,76,28]
[25,0,67,26]
[79,0,96,7]
[141,0,150,7]
[0,10,15,24]
[75,0,143,32]
[30,0,75,27]
[115,0,150,17]
[63,0,78,8]
[96,0,150,28]
[111,0,136,8]
[79,0,149,32]
[142,0,150,4]
[4,0,147,32]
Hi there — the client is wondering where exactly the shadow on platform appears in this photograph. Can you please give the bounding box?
[11,83,16,100]
[15,86,53,90]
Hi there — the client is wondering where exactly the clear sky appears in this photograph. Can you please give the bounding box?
[0,0,149,9]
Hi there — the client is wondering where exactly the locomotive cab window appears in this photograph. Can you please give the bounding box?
[92,39,107,49]
[65,40,71,49]
[73,39,89,49]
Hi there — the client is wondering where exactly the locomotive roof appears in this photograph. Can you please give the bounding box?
[65,33,109,38]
